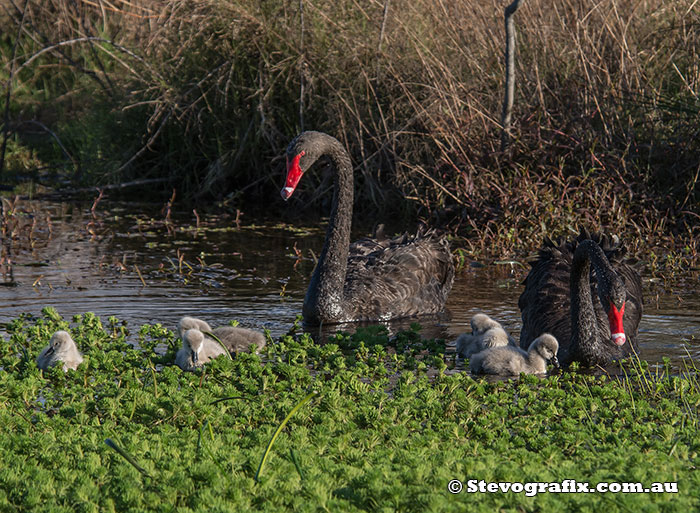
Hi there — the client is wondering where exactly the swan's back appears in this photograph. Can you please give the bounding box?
[518,231,642,364]
[178,316,213,339]
[343,227,454,321]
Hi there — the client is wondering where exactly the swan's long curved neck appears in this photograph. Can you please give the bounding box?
[304,136,354,322]
[569,240,615,360]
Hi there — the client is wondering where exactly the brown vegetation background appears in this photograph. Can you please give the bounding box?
[1,0,698,259]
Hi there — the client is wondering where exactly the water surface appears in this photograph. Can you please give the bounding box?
[1,199,698,369]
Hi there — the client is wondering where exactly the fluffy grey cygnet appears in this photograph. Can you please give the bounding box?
[178,316,265,354]
[469,333,559,376]
[212,325,266,354]
[175,328,228,371]
[455,313,516,358]
[470,312,502,335]
[178,316,213,339]
[36,331,84,372]
[470,312,517,344]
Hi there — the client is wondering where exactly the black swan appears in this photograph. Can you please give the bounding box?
[281,131,455,325]
[36,331,83,372]
[455,313,514,358]
[175,328,228,371]
[470,333,559,375]
[178,316,266,353]
[518,231,643,367]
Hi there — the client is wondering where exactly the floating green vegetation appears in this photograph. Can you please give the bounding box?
[0,307,698,511]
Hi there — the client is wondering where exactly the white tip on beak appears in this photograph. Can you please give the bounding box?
[281,187,294,200]
[611,332,626,346]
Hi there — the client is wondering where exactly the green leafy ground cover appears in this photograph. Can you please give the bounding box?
[0,309,698,512]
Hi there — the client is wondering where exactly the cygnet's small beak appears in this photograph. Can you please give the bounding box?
[551,355,560,368]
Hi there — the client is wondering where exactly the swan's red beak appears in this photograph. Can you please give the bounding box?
[608,301,626,346]
[281,151,305,201]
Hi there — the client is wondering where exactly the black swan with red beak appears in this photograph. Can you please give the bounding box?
[518,231,643,367]
[281,131,455,325]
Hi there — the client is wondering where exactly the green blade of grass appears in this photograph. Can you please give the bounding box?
[203,331,233,360]
[104,438,151,478]
[289,448,305,481]
[254,390,318,483]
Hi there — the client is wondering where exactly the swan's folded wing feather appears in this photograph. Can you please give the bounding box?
[518,250,573,357]
[344,229,454,321]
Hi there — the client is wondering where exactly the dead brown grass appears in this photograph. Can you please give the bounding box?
[1,0,698,260]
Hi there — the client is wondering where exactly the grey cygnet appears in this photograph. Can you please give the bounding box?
[36,331,84,372]
[175,328,228,371]
[178,316,265,354]
[455,312,516,358]
[469,333,559,375]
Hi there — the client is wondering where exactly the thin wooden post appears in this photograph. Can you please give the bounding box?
[501,0,525,151]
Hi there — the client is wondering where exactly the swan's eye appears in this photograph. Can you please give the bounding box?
[295,150,306,167]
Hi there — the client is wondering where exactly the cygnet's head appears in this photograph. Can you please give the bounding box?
[531,333,559,367]
[183,329,206,365]
[470,313,501,335]
[179,317,212,338]
[47,330,76,354]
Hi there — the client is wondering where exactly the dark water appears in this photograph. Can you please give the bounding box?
[1,199,698,369]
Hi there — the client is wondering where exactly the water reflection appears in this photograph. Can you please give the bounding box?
[0,199,698,369]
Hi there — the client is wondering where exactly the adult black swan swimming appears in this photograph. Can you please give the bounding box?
[518,231,643,367]
[280,131,455,325]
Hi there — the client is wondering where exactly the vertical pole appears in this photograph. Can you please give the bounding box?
[501,0,524,151]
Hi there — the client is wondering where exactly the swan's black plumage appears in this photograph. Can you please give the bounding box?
[344,225,454,321]
[282,131,454,325]
[518,230,643,367]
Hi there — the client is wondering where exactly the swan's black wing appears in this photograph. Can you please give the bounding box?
[343,227,455,321]
[518,231,643,365]
[518,237,575,360]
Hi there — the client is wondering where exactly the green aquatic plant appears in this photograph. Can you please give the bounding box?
[0,311,697,511]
